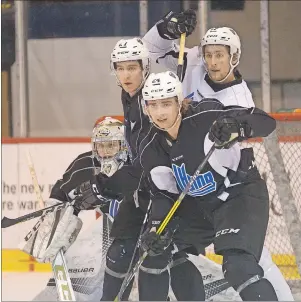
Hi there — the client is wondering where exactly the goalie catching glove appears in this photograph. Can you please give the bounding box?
[20,205,82,263]
[157,9,197,40]
[209,116,253,149]
[74,174,122,211]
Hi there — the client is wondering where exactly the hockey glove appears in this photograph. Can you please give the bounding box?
[157,9,197,40]
[74,174,121,211]
[209,116,253,149]
[140,218,180,256]
[20,206,82,263]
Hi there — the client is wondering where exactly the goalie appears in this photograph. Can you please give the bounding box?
[19,117,128,295]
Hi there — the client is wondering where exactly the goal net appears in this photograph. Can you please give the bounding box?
[256,113,301,296]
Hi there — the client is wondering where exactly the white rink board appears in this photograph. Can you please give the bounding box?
[2,141,301,254]
[1,142,92,248]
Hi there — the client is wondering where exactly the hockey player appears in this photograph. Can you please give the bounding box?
[139,71,279,301]
[142,9,252,103]
[20,117,128,293]
[74,37,207,301]
[142,10,294,300]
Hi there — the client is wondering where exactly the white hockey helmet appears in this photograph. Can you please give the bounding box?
[142,71,183,131]
[142,71,183,104]
[92,117,127,177]
[200,27,241,66]
[110,38,151,80]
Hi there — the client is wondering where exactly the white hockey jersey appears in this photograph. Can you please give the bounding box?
[143,25,255,108]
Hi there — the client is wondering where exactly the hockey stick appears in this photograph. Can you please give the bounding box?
[117,199,152,300]
[176,32,186,81]
[115,145,216,301]
[26,151,76,301]
[1,200,74,228]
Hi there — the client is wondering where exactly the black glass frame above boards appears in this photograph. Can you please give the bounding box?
[1,0,15,69]
[28,1,140,39]
[28,0,201,40]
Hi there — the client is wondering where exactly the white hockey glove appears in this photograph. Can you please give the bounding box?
[20,205,82,263]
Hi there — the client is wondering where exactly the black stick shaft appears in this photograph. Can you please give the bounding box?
[1,201,73,228]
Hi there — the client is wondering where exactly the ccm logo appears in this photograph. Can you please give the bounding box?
[216,228,240,237]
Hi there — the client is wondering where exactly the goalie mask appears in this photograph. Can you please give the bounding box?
[92,117,127,177]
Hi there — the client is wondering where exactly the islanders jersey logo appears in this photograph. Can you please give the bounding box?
[172,163,216,197]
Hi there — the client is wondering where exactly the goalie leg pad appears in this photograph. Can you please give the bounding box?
[222,249,278,300]
[20,206,82,263]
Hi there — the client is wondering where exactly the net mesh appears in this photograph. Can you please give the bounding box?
[246,126,301,281]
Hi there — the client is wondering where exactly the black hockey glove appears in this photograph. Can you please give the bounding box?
[74,174,122,211]
[209,116,253,149]
[157,9,197,40]
[140,217,180,256]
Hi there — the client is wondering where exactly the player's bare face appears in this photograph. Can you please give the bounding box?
[203,45,235,83]
[115,61,143,96]
[146,97,181,134]
[96,141,120,158]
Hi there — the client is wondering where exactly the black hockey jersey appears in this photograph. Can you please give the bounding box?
[49,151,122,218]
[102,89,152,196]
[139,99,276,221]
[121,89,151,162]
[50,151,99,201]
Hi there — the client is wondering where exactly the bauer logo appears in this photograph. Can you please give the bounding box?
[151,88,163,93]
[68,267,94,274]
[97,127,110,137]
[152,78,160,85]
[172,163,216,197]
[119,42,127,48]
